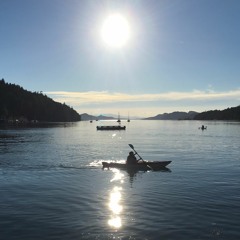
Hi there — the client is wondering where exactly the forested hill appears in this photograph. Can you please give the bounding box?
[0,79,81,122]
[194,106,240,121]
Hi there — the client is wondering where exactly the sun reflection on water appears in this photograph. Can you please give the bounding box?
[109,187,123,214]
[108,169,124,229]
[108,216,122,229]
[110,168,124,183]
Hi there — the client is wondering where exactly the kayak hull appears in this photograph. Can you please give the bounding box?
[102,161,171,171]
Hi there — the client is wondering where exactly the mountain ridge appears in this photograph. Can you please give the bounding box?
[143,111,199,120]
[80,113,115,121]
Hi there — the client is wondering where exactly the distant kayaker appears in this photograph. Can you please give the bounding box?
[126,151,138,164]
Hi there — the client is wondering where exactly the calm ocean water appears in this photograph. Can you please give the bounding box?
[0,120,239,240]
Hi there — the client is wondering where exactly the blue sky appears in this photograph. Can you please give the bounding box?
[1,0,239,117]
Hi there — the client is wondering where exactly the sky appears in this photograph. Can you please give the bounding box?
[1,0,240,117]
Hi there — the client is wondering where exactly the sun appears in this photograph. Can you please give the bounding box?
[100,14,130,48]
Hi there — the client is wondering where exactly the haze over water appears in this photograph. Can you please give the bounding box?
[0,120,239,239]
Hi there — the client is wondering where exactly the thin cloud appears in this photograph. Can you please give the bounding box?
[45,89,240,106]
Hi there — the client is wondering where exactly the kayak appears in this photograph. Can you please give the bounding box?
[103,144,172,171]
[102,161,171,171]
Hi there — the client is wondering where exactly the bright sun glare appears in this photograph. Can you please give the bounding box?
[100,14,130,48]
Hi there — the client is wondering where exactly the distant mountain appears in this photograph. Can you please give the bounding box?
[80,113,115,121]
[97,115,115,120]
[0,79,80,122]
[143,111,199,120]
[103,113,141,120]
[194,106,240,121]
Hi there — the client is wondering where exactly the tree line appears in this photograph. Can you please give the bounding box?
[0,79,81,122]
[194,105,240,121]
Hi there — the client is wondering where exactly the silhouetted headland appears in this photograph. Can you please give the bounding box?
[194,106,240,121]
[0,79,81,123]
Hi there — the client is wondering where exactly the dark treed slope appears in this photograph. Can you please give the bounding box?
[0,79,80,122]
[194,106,240,121]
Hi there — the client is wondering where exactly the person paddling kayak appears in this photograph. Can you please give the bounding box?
[102,144,172,170]
[126,151,138,165]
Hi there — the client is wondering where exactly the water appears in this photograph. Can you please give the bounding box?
[0,120,239,240]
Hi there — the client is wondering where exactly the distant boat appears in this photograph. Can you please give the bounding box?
[117,113,121,123]
[199,125,207,130]
[127,113,130,122]
[97,125,126,131]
